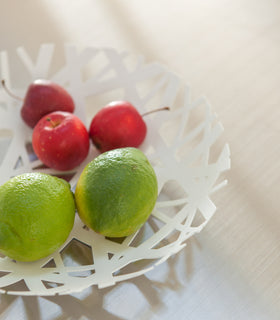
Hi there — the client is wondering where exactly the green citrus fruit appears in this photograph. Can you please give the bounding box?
[75,147,158,237]
[0,172,75,262]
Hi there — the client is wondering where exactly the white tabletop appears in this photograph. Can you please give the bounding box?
[0,0,280,319]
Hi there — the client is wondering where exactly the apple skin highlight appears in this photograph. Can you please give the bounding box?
[89,101,147,153]
[21,79,75,128]
[32,111,89,171]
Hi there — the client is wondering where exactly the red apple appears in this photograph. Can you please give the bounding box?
[89,101,147,153]
[32,111,89,171]
[21,79,75,128]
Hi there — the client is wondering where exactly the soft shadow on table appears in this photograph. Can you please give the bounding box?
[0,240,197,320]
[36,244,193,319]
[96,0,168,66]
[0,1,66,87]
[0,2,66,51]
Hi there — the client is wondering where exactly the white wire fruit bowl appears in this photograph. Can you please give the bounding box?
[0,44,230,296]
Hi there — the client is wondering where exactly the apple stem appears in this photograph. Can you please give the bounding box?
[46,117,61,128]
[141,106,170,117]
[1,79,24,101]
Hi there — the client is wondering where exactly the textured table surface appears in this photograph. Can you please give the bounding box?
[0,0,280,319]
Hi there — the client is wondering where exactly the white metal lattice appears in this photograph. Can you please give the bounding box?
[0,44,230,295]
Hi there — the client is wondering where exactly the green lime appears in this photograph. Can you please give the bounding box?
[75,147,158,237]
[0,172,75,262]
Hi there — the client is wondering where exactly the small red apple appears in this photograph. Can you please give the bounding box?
[20,79,75,128]
[32,111,89,171]
[89,101,147,153]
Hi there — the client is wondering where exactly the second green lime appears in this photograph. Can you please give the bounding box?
[75,147,158,237]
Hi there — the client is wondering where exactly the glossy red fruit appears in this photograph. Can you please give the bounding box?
[89,101,147,153]
[21,79,75,128]
[32,111,89,171]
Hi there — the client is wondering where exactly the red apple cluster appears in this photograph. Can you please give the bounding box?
[14,80,89,171]
[3,79,151,171]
